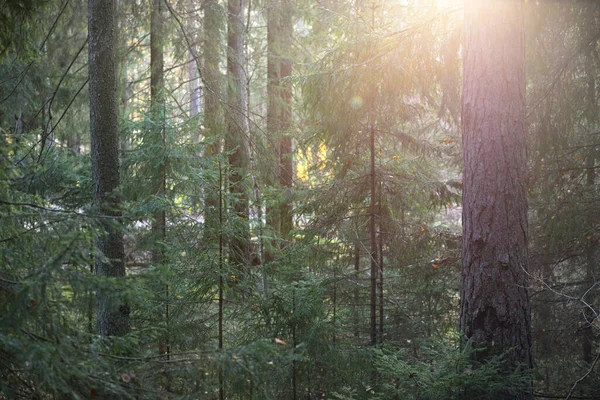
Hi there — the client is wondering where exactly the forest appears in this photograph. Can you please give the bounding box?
[0,0,599,399]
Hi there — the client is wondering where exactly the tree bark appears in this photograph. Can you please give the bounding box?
[266,0,282,240]
[118,0,129,153]
[278,0,293,240]
[187,1,201,122]
[226,0,250,267]
[266,0,294,243]
[202,0,223,240]
[460,1,532,396]
[369,123,377,346]
[150,0,166,267]
[88,0,130,337]
[150,0,168,362]
[378,180,384,344]
[353,237,360,338]
[582,18,598,364]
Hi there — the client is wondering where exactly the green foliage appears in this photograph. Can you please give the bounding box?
[0,0,44,59]
[372,338,531,400]
[1,1,599,399]
[0,131,141,399]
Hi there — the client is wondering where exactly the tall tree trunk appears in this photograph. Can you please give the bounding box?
[266,0,282,241]
[266,0,294,244]
[291,285,297,400]
[151,0,168,361]
[460,1,532,397]
[226,0,250,267]
[353,237,360,338]
[88,0,130,337]
[278,0,293,240]
[203,0,222,240]
[369,123,377,346]
[582,20,598,364]
[150,0,166,264]
[378,180,384,344]
[187,0,201,123]
[218,160,225,400]
[118,0,129,153]
[203,0,223,149]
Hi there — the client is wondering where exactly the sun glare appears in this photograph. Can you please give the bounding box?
[436,0,462,10]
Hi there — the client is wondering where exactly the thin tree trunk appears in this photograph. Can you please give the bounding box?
[151,0,169,364]
[378,180,384,344]
[278,0,293,240]
[88,0,130,337]
[333,250,338,346]
[150,0,166,263]
[354,238,360,338]
[249,116,267,294]
[188,2,201,124]
[369,123,377,346]
[186,0,201,123]
[188,64,201,124]
[266,0,281,242]
[460,2,532,398]
[242,1,266,294]
[218,159,224,400]
[292,285,297,400]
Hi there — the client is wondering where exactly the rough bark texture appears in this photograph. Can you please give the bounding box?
[460,0,532,393]
[118,0,129,152]
[226,0,250,267]
[203,0,222,240]
[203,0,222,150]
[266,0,293,241]
[582,21,598,364]
[88,0,130,337]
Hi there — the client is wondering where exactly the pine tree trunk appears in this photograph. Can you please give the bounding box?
[203,0,222,141]
[202,0,223,240]
[278,0,293,240]
[150,0,165,266]
[266,0,281,242]
[378,180,384,343]
[218,160,225,400]
[353,237,360,339]
[582,20,598,364]
[187,0,201,123]
[267,0,294,242]
[460,1,532,397]
[88,0,130,337]
[369,123,377,346]
[226,0,250,267]
[150,0,168,362]
[118,0,129,153]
